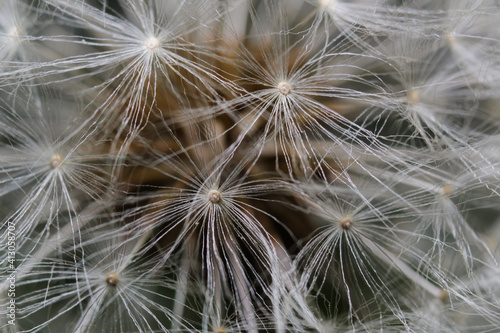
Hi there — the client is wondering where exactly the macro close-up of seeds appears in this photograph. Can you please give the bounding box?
[1,0,500,332]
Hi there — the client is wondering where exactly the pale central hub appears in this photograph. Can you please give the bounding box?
[144,36,160,50]
[277,82,291,96]
[106,273,119,287]
[50,155,63,169]
[340,217,353,230]
[208,190,222,203]
[407,89,420,104]
[319,0,337,9]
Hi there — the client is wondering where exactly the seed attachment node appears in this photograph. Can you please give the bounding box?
[340,217,353,230]
[50,155,63,169]
[106,273,119,287]
[144,36,160,50]
[278,82,291,96]
[208,190,222,204]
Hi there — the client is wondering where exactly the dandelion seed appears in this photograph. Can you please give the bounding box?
[213,10,400,177]
[0,0,33,63]
[370,152,498,272]
[313,0,441,49]
[15,234,194,332]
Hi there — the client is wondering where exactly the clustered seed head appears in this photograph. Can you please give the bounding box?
[3,0,500,332]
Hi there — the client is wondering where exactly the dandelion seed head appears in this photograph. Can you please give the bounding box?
[277,81,291,96]
[105,273,119,287]
[208,189,222,204]
[144,36,160,51]
[50,155,63,169]
[6,1,500,331]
